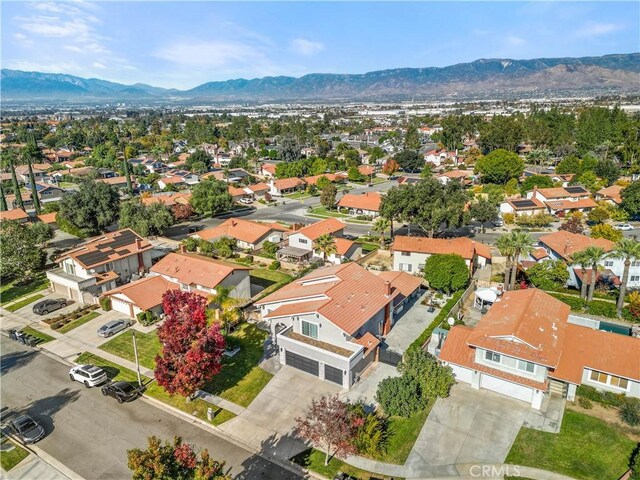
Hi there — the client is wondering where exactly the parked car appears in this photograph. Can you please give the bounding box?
[101,381,139,403]
[187,225,203,233]
[69,364,108,388]
[613,223,634,231]
[9,414,45,444]
[239,198,253,204]
[32,298,68,315]
[492,217,504,227]
[97,319,133,338]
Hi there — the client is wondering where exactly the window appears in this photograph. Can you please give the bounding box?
[399,263,412,272]
[590,369,629,389]
[590,370,608,383]
[611,376,629,389]
[299,238,308,244]
[604,260,614,267]
[301,320,318,339]
[631,276,640,282]
[631,261,640,267]
[517,360,535,373]
[65,262,76,276]
[485,351,500,363]
[401,251,411,257]
[418,264,425,271]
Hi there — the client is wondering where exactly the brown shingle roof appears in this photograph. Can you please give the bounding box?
[150,252,249,290]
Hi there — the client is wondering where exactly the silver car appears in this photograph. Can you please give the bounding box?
[9,414,45,444]
[97,319,133,338]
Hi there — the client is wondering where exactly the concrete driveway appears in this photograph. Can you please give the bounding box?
[341,362,398,407]
[384,292,437,354]
[404,383,531,477]
[217,366,341,460]
[12,291,79,324]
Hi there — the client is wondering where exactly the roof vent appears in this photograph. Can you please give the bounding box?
[539,326,544,332]
[551,323,557,331]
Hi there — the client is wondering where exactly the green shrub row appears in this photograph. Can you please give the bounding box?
[136,310,157,326]
[576,384,626,408]
[547,293,617,318]
[408,289,464,352]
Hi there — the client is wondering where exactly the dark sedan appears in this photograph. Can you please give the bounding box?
[32,298,68,315]
[9,414,46,444]
[101,381,140,403]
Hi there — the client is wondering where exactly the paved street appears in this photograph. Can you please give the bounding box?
[0,337,300,480]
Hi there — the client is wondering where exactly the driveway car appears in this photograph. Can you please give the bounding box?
[9,414,45,444]
[492,218,504,227]
[32,298,68,315]
[613,223,634,231]
[239,198,253,204]
[101,381,139,403]
[97,319,133,338]
[69,364,108,387]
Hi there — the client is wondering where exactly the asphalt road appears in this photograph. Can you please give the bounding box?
[0,337,300,480]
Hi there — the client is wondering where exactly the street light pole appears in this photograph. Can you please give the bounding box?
[132,329,142,387]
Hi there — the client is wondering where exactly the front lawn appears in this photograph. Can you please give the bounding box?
[75,352,234,426]
[0,273,49,306]
[286,192,312,200]
[291,449,396,480]
[99,330,161,370]
[308,207,348,218]
[204,323,273,407]
[251,268,293,299]
[505,409,636,480]
[20,326,55,344]
[5,294,45,312]
[56,311,101,334]
[0,439,29,471]
[372,406,432,464]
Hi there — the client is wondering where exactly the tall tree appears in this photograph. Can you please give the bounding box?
[58,179,120,236]
[127,436,231,480]
[475,149,524,184]
[313,234,337,261]
[295,395,358,466]
[581,246,607,302]
[470,198,497,233]
[403,124,421,151]
[119,199,174,237]
[320,184,337,209]
[621,182,640,219]
[190,179,234,216]
[155,290,225,398]
[394,150,423,173]
[571,250,591,300]
[26,160,42,214]
[372,217,391,246]
[8,156,25,211]
[0,183,7,211]
[123,149,133,197]
[497,233,515,290]
[608,239,640,317]
[508,231,533,291]
[0,220,47,282]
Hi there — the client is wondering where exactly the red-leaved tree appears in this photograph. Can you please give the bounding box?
[172,203,195,221]
[382,159,399,176]
[295,395,358,466]
[154,290,225,397]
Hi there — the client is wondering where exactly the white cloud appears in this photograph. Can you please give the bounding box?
[154,40,267,69]
[575,22,625,38]
[290,38,324,56]
[92,62,106,69]
[506,35,526,46]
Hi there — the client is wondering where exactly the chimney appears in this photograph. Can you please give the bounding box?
[384,281,391,296]
[136,239,142,251]
[179,244,186,254]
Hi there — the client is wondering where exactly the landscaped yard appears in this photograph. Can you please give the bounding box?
[506,409,636,480]
[99,330,161,370]
[5,294,45,312]
[57,311,101,334]
[373,406,432,464]
[250,268,293,299]
[0,439,29,471]
[58,182,78,189]
[286,191,313,200]
[20,326,56,344]
[0,273,49,306]
[308,207,348,218]
[292,449,396,480]
[75,352,235,426]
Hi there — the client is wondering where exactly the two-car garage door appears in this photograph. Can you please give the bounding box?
[285,351,319,376]
[480,373,534,403]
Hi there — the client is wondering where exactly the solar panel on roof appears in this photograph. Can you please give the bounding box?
[512,199,537,208]
[565,186,587,194]
[77,250,110,265]
[117,249,130,255]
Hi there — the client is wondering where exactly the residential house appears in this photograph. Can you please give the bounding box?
[24,182,64,205]
[532,230,639,289]
[357,165,376,179]
[436,170,474,186]
[15,165,47,184]
[141,192,192,207]
[0,208,30,223]
[255,262,423,388]
[164,169,200,185]
[228,185,250,202]
[396,176,422,186]
[336,192,382,218]
[97,168,117,179]
[392,236,491,274]
[194,218,290,251]
[500,197,547,217]
[158,176,186,190]
[269,177,306,196]
[527,186,597,216]
[245,182,270,199]
[596,185,623,206]
[46,229,154,304]
[259,163,276,178]
[282,218,359,264]
[37,212,58,230]
[129,157,168,174]
[437,289,640,410]
[97,176,134,190]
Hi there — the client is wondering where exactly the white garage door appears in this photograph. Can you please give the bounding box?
[111,298,132,317]
[450,364,474,384]
[480,374,533,403]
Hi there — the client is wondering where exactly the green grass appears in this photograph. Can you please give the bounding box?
[20,326,55,344]
[5,294,45,312]
[0,439,29,471]
[99,330,161,370]
[506,409,636,480]
[360,242,380,254]
[58,182,78,189]
[250,268,293,299]
[286,191,312,200]
[0,273,49,306]
[292,448,398,480]
[372,405,432,464]
[308,207,348,218]
[204,323,273,407]
[56,311,101,334]
[75,352,234,426]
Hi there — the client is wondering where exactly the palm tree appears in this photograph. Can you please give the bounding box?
[314,234,337,262]
[571,250,591,300]
[583,246,607,302]
[372,217,391,247]
[607,239,640,317]
[497,234,515,290]
[508,231,533,291]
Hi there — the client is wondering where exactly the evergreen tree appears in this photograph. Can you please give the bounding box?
[8,156,25,211]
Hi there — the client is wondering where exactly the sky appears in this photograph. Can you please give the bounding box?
[1,1,638,89]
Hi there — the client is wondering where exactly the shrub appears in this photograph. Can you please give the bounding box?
[576,384,626,407]
[577,397,593,409]
[56,214,87,238]
[502,213,515,225]
[348,402,389,456]
[100,297,112,311]
[376,376,427,417]
[630,444,640,480]
[586,300,617,318]
[514,213,554,227]
[622,304,640,323]
[136,310,157,326]
[620,398,640,426]
[262,241,278,259]
[269,260,281,271]
[423,254,469,293]
[409,289,464,352]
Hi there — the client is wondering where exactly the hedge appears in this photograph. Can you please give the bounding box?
[56,215,87,238]
[100,297,112,311]
[408,289,464,352]
[546,293,618,319]
[576,384,626,408]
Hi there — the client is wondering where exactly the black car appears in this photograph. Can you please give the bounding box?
[32,298,68,315]
[9,414,46,444]
[101,381,139,403]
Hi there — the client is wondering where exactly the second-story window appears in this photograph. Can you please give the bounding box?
[485,351,500,363]
[301,320,319,339]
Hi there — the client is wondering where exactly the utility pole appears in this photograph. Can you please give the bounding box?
[132,329,142,387]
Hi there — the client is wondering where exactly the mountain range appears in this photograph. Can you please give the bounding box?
[2,53,639,104]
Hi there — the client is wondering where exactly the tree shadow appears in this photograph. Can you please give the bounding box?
[236,432,308,480]
[1,388,81,437]
[0,350,37,376]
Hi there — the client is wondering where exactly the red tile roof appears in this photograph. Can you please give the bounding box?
[545,198,598,211]
[295,218,345,241]
[392,236,491,260]
[103,275,207,311]
[538,231,614,261]
[150,252,249,290]
[507,197,546,210]
[337,192,382,212]
[351,332,381,354]
[0,209,29,222]
[37,212,57,224]
[597,185,623,204]
[531,248,549,261]
[57,229,152,268]
[358,165,375,176]
[196,218,281,245]
[334,237,356,255]
[274,177,306,191]
[248,182,269,193]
